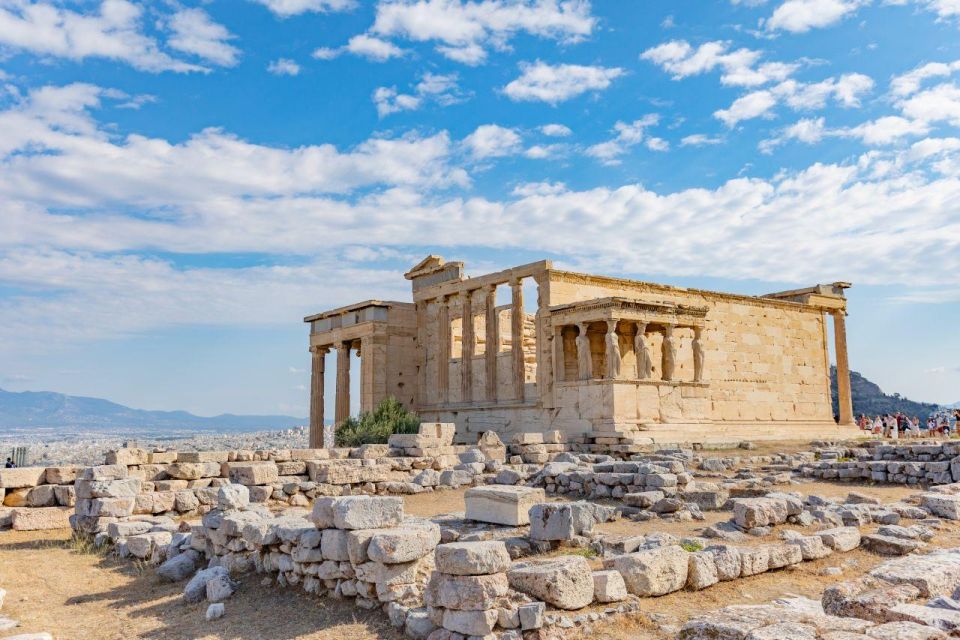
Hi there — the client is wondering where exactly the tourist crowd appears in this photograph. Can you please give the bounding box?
[857,409,960,439]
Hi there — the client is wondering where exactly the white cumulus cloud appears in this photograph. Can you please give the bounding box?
[503,61,624,105]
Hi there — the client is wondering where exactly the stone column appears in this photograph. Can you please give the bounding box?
[334,342,351,425]
[576,322,592,380]
[832,311,854,425]
[461,289,475,403]
[662,324,676,382]
[484,284,498,403]
[634,322,652,379]
[309,346,328,448]
[605,320,621,379]
[692,326,705,383]
[510,278,525,401]
[438,295,451,404]
[415,300,427,409]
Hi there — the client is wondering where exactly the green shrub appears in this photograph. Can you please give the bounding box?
[335,396,420,447]
[680,540,703,552]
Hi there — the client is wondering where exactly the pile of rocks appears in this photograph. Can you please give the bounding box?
[541,458,695,504]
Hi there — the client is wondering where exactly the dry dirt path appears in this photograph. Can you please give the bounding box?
[0,529,404,640]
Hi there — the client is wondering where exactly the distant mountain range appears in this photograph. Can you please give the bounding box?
[0,387,305,433]
[830,367,949,418]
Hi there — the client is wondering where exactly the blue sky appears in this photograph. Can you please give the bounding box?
[1,0,959,419]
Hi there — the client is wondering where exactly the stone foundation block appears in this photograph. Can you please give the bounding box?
[428,572,509,610]
[507,556,594,609]
[11,506,71,531]
[687,551,719,590]
[0,467,46,489]
[368,523,441,564]
[228,463,279,486]
[435,541,511,576]
[816,526,862,552]
[612,544,688,596]
[593,569,628,602]
[332,496,404,530]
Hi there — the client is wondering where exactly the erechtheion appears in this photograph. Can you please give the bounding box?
[304,256,858,448]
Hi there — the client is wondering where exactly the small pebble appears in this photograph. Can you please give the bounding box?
[206,603,225,621]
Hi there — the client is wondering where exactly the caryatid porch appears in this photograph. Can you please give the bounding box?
[549,297,710,435]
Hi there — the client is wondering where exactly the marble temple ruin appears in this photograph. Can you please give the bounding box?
[304,256,858,449]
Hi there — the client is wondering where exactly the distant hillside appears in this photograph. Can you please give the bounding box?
[0,387,305,433]
[831,367,942,418]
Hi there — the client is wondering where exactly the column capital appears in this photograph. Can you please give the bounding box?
[509,277,523,289]
[310,345,330,355]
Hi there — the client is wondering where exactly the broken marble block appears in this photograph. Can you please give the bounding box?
[435,541,512,576]
[611,544,689,597]
[528,501,601,540]
[507,556,594,610]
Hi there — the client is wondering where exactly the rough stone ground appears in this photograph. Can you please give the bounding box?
[0,441,947,640]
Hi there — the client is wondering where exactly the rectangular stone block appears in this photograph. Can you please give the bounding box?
[290,448,330,461]
[418,422,456,444]
[465,485,545,526]
[11,506,72,531]
[388,434,442,449]
[331,496,404,530]
[816,526,862,552]
[44,466,81,485]
[611,545,688,596]
[513,433,544,445]
[228,463,279,486]
[921,493,960,520]
[0,467,46,489]
[147,451,178,464]
[105,448,148,466]
[177,451,230,463]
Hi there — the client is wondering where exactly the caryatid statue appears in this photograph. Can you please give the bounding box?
[693,325,705,383]
[605,320,621,379]
[634,322,653,379]
[575,323,592,380]
[662,324,677,381]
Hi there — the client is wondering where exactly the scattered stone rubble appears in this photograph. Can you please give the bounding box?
[682,550,960,639]
[19,433,960,640]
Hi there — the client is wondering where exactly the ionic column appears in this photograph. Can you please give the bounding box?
[634,322,652,379]
[692,326,705,383]
[438,295,451,404]
[484,284,498,403]
[605,320,622,379]
[832,311,854,425]
[576,322,592,380]
[461,289,475,403]
[662,324,676,381]
[309,346,328,448]
[334,342,351,425]
[510,279,525,401]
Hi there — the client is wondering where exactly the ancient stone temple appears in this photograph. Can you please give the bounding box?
[305,256,857,448]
